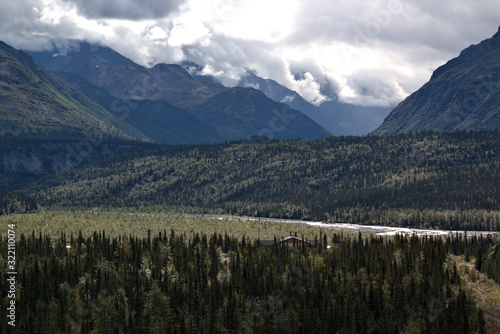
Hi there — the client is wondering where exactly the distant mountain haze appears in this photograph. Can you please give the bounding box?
[27,42,332,142]
[180,65,391,135]
[236,71,391,135]
[184,86,331,140]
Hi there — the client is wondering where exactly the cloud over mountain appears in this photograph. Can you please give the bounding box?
[1,0,500,108]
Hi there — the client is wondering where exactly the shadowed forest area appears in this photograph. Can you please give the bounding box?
[2,131,499,230]
[1,228,497,333]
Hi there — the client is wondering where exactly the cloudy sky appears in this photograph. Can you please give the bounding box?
[1,0,500,107]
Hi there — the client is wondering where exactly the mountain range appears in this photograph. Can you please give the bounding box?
[374,27,500,135]
[2,25,499,146]
[25,42,331,143]
[183,64,391,135]
[1,30,499,229]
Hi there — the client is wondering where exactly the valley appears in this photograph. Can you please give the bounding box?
[5,131,496,231]
[1,210,498,333]
[1,16,500,333]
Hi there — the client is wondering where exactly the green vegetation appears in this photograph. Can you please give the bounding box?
[0,139,162,191]
[0,193,38,215]
[1,227,495,333]
[20,131,500,230]
[0,211,339,241]
[2,35,500,334]
[456,256,500,332]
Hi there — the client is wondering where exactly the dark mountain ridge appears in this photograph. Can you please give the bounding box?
[28,41,331,141]
[178,64,391,135]
[57,71,224,144]
[0,41,144,140]
[374,27,500,135]
[186,86,331,140]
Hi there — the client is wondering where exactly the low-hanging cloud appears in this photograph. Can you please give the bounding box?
[69,0,186,19]
[1,0,500,108]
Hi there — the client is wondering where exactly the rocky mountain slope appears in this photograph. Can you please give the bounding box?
[0,41,144,140]
[374,27,500,135]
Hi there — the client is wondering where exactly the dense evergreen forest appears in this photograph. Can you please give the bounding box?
[0,193,38,215]
[1,229,497,333]
[17,131,500,230]
[0,138,163,192]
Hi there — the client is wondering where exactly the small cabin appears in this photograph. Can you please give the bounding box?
[260,236,316,249]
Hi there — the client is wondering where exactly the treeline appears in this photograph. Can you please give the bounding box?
[24,131,500,230]
[0,230,494,333]
[0,193,38,215]
[0,138,162,192]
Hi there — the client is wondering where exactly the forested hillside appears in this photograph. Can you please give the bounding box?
[23,131,500,230]
[0,229,493,333]
[0,139,161,192]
